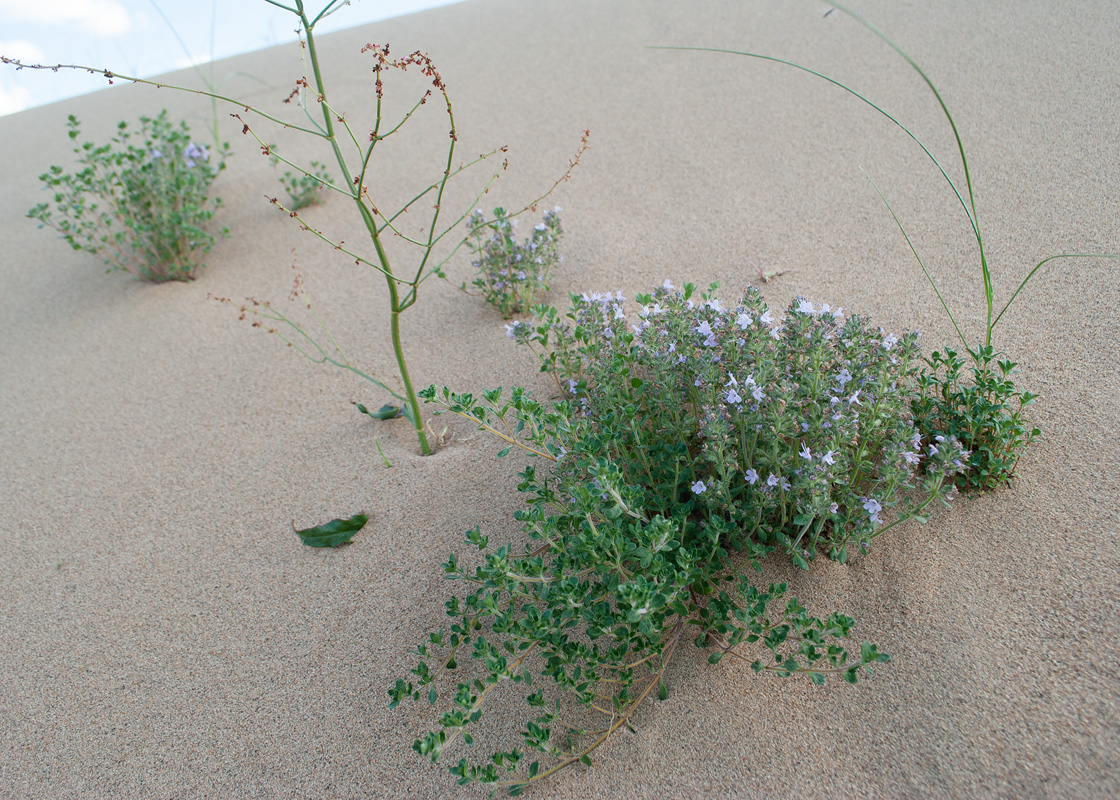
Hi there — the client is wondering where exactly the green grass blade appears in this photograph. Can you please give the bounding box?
[992,253,1120,330]
[860,167,969,351]
[826,3,993,339]
[651,45,980,248]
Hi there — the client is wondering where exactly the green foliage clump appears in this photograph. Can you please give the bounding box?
[913,347,1038,491]
[464,207,563,318]
[271,153,333,210]
[28,111,229,282]
[393,283,967,793]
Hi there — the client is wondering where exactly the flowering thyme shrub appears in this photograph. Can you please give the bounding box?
[464,206,563,318]
[29,111,229,282]
[392,283,967,794]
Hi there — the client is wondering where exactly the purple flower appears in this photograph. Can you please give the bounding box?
[863,497,882,524]
[799,444,812,460]
[691,480,707,494]
[766,473,780,487]
[796,298,815,314]
[726,388,743,405]
[735,311,752,329]
[745,468,759,485]
[183,141,209,168]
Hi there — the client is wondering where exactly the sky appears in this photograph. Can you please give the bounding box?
[0,0,465,117]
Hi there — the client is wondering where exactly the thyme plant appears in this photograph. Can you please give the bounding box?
[271,154,332,210]
[28,111,229,282]
[463,206,564,319]
[393,283,967,793]
[657,2,1118,489]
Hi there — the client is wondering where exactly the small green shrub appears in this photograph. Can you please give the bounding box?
[271,154,332,210]
[464,207,563,318]
[393,283,967,793]
[913,347,1038,492]
[29,111,229,282]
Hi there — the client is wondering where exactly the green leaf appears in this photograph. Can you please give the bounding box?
[293,513,369,548]
[357,403,401,420]
[497,447,511,459]
[708,652,724,665]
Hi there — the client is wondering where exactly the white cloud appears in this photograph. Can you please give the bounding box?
[0,81,32,116]
[0,0,131,37]
[0,40,45,64]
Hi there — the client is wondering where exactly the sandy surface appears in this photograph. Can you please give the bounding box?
[1,1,1118,798]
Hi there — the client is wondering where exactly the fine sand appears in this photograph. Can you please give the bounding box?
[1,1,1117,798]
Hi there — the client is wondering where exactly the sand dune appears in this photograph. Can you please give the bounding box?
[1,1,1117,797]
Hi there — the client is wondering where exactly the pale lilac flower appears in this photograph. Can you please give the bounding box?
[928,443,939,457]
[704,333,718,348]
[760,309,773,324]
[696,320,713,338]
[799,444,812,460]
[726,373,738,387]
[828,502,839,514]
[691,480,707,494]
[902,451,920,465]
[796,298,815,315]
[863,497,882,524]
[745,469,759,485]
[535,222,547,231]
[836,368,852,388]
[780,477,791,491]
[821,450,836,465]
[663,279,674,291]
[751,385,765,402]
[801,422,810,432]
[848,390,862,406]
[736,311,752,329]
[766,473,780,487]
[705,298,726,314]
[726,388,743,405]
[150,148,163,159]
[183,141,209,168]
